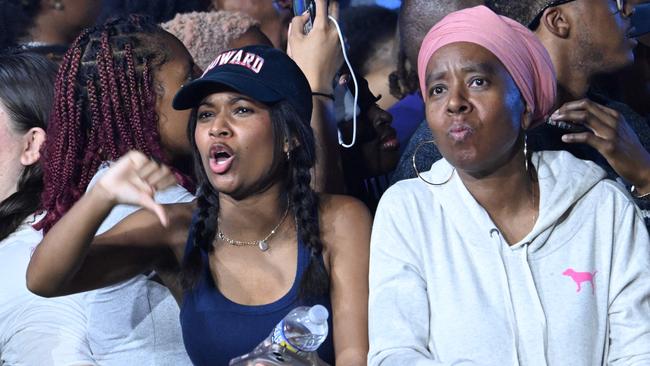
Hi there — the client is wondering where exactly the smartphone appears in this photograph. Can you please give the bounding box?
[293,0,317,34]
[546,117,589,133]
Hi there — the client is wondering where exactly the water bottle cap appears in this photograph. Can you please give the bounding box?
[308,304,329,323]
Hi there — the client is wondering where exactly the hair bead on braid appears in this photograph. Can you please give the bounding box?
[36,16,194,233]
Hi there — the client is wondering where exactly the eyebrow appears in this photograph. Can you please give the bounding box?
[197,100,215,109]
[227,96,255,105]
[425,62,497,86]
[197,96,255,108]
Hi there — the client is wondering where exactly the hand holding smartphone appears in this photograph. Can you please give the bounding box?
[293,0,317,34]
[546,117,590,133]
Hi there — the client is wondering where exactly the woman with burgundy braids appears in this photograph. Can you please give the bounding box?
[27,3,371,365]
[34,16,198,365]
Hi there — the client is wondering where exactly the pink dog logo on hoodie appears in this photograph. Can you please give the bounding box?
[563,268,598,294]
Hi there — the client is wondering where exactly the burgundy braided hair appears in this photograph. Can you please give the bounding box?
[36,16,194,233]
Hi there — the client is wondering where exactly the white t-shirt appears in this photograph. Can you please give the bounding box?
[0,216,94,366]
[83,163,194,366]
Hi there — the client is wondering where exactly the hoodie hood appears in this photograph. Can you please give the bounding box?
[423,150,608,251]
[526,150,607,243]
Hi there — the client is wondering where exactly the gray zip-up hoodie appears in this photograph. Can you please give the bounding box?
[369,150,650,366]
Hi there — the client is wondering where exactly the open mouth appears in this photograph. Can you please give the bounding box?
[209,144,235,174]
[378,127,400,151]
[379,133,400,151]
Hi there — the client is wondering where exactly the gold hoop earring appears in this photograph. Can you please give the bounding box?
[412,140,454,186]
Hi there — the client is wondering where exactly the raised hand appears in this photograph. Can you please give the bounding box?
[287,0,343,94]
[95,150,177,226]
[551,98,650,195]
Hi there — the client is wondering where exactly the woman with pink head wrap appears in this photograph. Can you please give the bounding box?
[369,5,650,366]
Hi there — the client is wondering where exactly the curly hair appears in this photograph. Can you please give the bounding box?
[182,101,329,300]
[161,10,259,70]
[0,0,41,50]
[0,52,57,241]
[36,16,194,233]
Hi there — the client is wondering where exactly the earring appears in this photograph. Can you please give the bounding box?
[53,0,64,10]
[283,138,291,161]
[412,140,454,186]
[523,133,529,173]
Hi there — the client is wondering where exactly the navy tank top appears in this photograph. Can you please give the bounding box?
[180,215,336,366]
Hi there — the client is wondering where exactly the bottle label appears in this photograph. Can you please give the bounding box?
[271,320,303,353]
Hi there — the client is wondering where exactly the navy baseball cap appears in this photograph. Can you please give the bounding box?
[173,45,313,123]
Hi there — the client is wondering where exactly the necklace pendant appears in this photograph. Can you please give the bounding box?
[258,240,269,252]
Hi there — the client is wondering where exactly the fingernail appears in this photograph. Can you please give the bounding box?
[551,109,560,118]
[561,135,571,142]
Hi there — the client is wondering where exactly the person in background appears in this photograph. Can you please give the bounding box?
[369,6,650,364]
[97,0,210,24]
[0,51,93,366]
[590,0,650,122]
[35,16,198,366]
[338,76,400,212]
[161,10,270,71]
[0,0,102,62]
[340,5,399,111]
[210,0,294,50]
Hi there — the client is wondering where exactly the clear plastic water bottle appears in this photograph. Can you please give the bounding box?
[270,305,329,353]
[229,305,329,366]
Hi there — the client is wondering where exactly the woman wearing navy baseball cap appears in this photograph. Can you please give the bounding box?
[27,45,371,365]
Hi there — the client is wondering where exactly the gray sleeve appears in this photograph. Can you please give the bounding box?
[607,201,650,365]
[368,187,469,366]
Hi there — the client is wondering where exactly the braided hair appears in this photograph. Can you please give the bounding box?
[0,0,40,50]
[36,16,194,233]
[0,52,57,241]
[183,100,329,300]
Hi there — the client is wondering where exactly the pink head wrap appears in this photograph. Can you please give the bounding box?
[417,5,556,125]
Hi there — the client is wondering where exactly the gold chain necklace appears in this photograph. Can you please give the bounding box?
[216,204,290,252]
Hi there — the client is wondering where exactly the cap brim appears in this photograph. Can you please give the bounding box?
[173,72,284,110]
